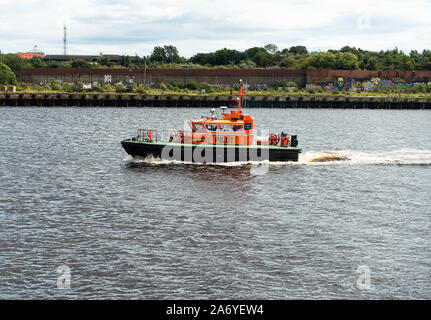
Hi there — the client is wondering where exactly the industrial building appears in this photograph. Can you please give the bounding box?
[41,54,141,63]
[16,45,45,59]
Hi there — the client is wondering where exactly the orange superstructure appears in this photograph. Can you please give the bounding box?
[175,80,254,146]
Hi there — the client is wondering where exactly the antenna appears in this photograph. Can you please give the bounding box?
[238,79,243,112]
[244,80,247,108]
[63,25,67,56]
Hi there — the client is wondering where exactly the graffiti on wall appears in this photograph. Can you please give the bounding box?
[316,77,428,91]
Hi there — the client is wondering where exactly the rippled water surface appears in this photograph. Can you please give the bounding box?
[0,107,430,299]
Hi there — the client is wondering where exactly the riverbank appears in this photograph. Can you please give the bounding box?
[1,92,431,108]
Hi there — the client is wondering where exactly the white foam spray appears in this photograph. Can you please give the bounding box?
[124,149,431,167]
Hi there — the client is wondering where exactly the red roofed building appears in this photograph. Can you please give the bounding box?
[16,46,45,59]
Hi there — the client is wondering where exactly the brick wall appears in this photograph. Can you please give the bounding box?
[306,70,431,83]
[15,68,306,87]
[15,68,431,87]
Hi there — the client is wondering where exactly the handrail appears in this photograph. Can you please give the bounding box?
[135,128,297,147]
[137,128,157,142]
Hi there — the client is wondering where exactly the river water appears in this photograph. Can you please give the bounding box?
[0,107,430,299]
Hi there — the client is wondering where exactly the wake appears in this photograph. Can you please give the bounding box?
[300,149,431,166]
[124,148,431,167]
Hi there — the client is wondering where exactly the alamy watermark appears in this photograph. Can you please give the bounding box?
[160,127,271,171]
[57,265,71,289]
[250,163,269,176]
[355,265,371,290]
[356,10,371,30]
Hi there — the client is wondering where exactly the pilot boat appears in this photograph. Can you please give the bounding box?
[121,80,301,163]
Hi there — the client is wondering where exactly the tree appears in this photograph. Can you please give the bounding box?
[149,45,181,63]
[362,55,379,70]
[189,53,211,65]
[404,59,414,71]
[253,50,272,67]
[0,62,17,85]
[47,61,61,68]
[305,52,336,69]
[30,56,46,68]
[334,52,359,69]
[150,46,166,62]
[288,45,308,55]
[422,50,431,70]
[340,45,353,53]
[121,55,131,67]
[244,47,272,67]
[3,54,26,71]
[264,44,278,54]
[164,45,180,63]
[100,56,113,67]
[71,59,91,68]
[271,52,285,65]
[279,57,297,68]
[245,47,262,60]
[208,48,247,65]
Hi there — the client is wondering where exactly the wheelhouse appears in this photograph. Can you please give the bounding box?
[182,94,254,145]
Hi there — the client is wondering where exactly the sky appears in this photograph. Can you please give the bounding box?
[0,0,430,57]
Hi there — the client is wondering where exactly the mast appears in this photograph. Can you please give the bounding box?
[238,79,243,112]
[244,80,247,108]
[63,25,67,56]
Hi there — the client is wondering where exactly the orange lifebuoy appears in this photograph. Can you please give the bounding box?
[268,134,279,146]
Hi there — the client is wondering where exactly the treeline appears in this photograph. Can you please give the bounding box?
[1,44,431,72]
[0,51,142,72]
[144,44,431,70]
[186,45,431,71]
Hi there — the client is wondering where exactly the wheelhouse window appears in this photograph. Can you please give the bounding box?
[193,123,205,132]
[219,124,231,131]
[205,124,218,131]
[232,124,243,132]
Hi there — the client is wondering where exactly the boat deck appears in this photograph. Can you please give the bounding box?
[122,139,302,151]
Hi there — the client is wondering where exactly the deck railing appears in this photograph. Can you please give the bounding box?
[137,129,157,142]
[135,128,298,147]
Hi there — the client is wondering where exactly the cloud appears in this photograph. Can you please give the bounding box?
[0,0,430,57]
